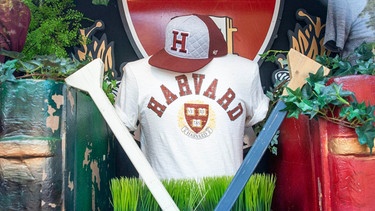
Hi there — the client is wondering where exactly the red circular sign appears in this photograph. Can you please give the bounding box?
[119,0,282,61]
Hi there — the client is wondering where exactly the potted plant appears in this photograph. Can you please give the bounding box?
[0,0,86,83]
[0,0,115,210]
[0,0,87,145]
[282,42,375,152]
[264,42,375,211]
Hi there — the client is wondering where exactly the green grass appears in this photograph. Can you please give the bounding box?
[110,174,276,211]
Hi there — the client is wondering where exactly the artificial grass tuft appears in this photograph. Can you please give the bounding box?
[110,173,276,211]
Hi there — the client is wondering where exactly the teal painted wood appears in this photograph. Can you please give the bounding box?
[0,80,115,210]
[64,87,115,211]
[0,79,64,139]
[0,80,64,210]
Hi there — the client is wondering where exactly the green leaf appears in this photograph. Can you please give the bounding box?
[355,122,375,154]
[312,82,325,95]
[306,67,326,85]
[0,49,24,59]
[354,42,374,61]
[283,103,301,119]
[282,87,302,103]
[333,83,350,105]
[301,83,313,98]
[0,59,18,83]
[92,0,110,6]
[296,99,314,112]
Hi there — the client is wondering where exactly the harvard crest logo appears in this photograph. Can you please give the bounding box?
[184,103,209,133]
[178,101,215,139]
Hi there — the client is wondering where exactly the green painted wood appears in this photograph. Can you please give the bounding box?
[64,87,115,211]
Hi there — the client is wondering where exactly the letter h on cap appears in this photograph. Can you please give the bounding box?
[171,30,189,53]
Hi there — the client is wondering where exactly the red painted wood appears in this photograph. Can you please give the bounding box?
[329,154,375,210]
[127,0,276,59]
[323,75,375,211]
[272,75,375,211]
[270,116,319,211]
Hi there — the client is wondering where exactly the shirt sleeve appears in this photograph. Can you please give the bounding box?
[245,64,269,127]
[114,64,139,131]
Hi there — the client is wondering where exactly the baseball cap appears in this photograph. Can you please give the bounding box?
[149,14,228,73]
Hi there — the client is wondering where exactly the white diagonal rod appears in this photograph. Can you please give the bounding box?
[65,59,179,211]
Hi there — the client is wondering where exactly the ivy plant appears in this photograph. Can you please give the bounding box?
[265,42,375,153]
[0,49,117,104]
[281,67,375,152]
[0,1,117,102]
[102,69,118,104]
[316,42,375,77]
[253,79,287,155]
[0,49,84,82]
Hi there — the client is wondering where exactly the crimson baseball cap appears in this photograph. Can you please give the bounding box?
[149,14,228,73]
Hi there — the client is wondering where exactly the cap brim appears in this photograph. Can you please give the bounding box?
[149,49,213,73]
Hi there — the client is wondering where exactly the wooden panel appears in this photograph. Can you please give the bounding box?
[64,87,115,211]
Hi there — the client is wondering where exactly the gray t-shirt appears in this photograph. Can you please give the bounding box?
[324,0,375,59]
